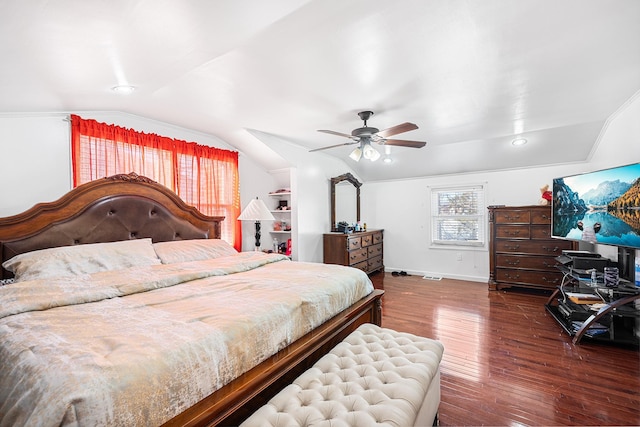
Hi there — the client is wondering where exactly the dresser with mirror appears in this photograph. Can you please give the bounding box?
[323,173,384,274]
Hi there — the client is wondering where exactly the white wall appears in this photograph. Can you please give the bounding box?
[2,92,638,273]
[361,164,582,281]
[0,114,71,216]
[247,130,360,262]
[0,112,277,253]
[582,92,640,261]
[589,93,640,171]
[237,153,278,252]
[361,93,640,281]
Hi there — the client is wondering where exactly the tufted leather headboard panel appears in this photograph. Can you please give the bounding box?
[0,173,225,279]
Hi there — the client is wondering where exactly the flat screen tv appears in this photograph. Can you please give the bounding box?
[552,162,640,250]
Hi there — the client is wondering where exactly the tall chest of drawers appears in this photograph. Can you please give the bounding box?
[488,205,576,291]
[323,229,384,274]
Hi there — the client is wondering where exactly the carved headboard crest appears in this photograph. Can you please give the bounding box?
[106,172,157,184]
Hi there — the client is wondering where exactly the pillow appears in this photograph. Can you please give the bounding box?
[2,239,161,282]
[152,239,238,264]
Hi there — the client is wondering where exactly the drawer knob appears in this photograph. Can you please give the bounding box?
[506,259,520,266]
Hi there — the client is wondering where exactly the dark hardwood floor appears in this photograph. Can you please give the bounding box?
[369,272,640,426]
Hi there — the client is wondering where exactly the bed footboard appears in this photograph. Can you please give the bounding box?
[163,289,384,427]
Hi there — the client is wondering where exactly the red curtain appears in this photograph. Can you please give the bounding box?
[70,114,241,250]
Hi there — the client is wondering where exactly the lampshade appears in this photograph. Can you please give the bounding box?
[349,146,363,161]
[237,198,275,221]
[362,143,380,161]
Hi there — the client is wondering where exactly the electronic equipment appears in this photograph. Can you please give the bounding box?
[561,250,602,258]
[551,162,640,250]
[556,251,611,276]
[571,257,610,272]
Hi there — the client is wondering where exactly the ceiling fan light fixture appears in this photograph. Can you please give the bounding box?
[313,111,426,162]
[511,138,527,146]
[111,85,136,94]
[349,146,363,161]
[362,143,380,161]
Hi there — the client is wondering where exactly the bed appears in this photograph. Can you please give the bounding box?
[0,173,384,427]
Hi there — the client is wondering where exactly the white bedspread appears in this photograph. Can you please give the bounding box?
[0,252,374,427]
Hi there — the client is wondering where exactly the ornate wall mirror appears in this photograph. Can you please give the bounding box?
[330,173,362,231]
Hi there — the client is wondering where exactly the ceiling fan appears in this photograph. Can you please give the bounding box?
[310,111,426,162]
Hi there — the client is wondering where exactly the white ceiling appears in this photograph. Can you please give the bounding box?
[1,0,639,181]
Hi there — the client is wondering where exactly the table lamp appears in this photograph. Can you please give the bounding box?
[238,197,275,250]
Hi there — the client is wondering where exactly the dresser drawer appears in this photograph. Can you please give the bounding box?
[368,255,383,271]
[348,248,367,265]
[367,243,383,258]
[323,230,384,276]
[496,254,560,270]
[531,209,552,224]
[347,237,361,250]
[531,225,552,239]
[495,239,572,255]
[352,260,369,272]
[372,231,383,245]
[495,210,531,224]
[496,268,565,289]
[495,225,530,239]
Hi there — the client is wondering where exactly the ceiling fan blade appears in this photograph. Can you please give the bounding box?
[309,141,359,152]
[376,122,418,138]
[318,129,353,138]
[381,139,427,148]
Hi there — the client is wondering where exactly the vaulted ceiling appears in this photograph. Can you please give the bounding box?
[1,0,639,181]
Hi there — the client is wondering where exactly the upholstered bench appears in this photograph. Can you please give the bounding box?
[240,324,444,427]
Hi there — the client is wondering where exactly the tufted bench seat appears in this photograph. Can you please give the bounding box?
[240,323,444,427]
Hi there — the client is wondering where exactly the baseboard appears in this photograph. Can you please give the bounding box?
[384,268,487,283]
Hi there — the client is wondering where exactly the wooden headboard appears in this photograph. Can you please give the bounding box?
[0,173,225,279]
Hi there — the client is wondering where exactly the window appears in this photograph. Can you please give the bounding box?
[70,114,241,250]
[430,185,485,247]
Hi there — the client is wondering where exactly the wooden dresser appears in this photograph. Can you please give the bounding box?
[323,229,383,274]
[488,205,576,291]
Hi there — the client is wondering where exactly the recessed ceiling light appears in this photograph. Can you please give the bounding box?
[111,85,136,94]
[511,138,527,146]
[383,157,393,163]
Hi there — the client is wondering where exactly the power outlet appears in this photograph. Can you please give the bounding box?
[456,252,462,261]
